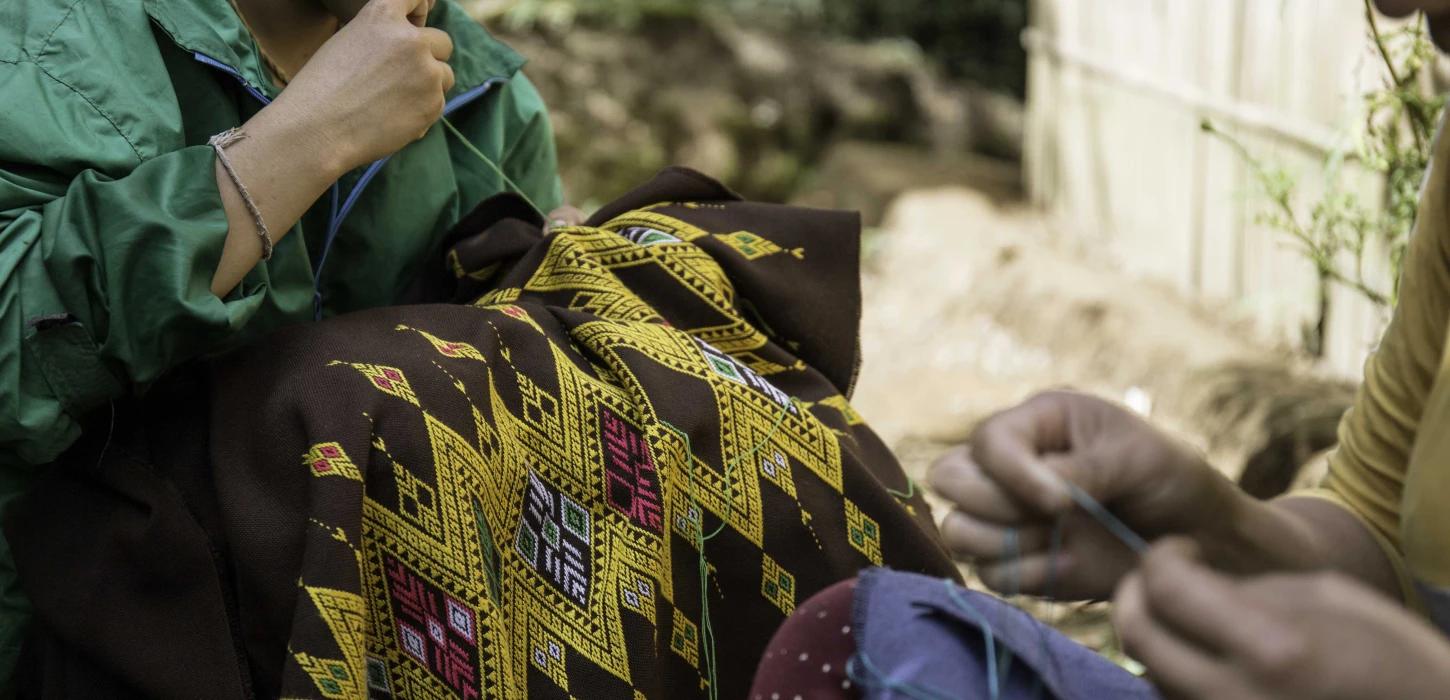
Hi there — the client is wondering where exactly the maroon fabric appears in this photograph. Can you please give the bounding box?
[750,579,861,700]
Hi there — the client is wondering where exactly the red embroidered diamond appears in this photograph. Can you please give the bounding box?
[313,460,332,473]
[320,446,340,458]
[375,378,394,390]
[383,369,402,381]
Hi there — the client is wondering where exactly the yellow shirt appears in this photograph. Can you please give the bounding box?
[1310,116,1450,623]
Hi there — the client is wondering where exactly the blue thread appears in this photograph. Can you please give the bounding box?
[845,652,960,700]
[1064,481,1149,555]
[942,581,1004,700]
[660,395,795,700]
[846,482,1145,699]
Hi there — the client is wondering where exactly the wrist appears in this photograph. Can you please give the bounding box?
[1184,475,1251,567]
[1194,485,1320,575]
[246,99,355,182]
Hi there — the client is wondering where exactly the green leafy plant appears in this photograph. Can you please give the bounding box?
[1205,1,1446,355]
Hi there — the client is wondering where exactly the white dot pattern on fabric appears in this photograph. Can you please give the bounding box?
[822,663,831,673]
[842,680,852,690]
[798,652,809,661]
[817,610,827,618]
[841,625,851,635]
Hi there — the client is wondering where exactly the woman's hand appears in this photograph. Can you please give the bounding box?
[1114,539,1450,700]
[269,0,456,173]
[210,0,456,295]
[928,391,1242,600]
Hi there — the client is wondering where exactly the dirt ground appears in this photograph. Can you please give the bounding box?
[848,186,1300,661]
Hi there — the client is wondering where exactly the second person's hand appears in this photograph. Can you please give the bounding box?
[928,390,1242,600]
[1114,538,1450,700]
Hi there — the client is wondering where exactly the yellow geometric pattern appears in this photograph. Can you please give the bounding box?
[671,607,700,668]
[844,499,883,566]
[328,362,420,406]
[529,615,570,692]
[304,443,361,482]
[396,325,486,362]
[819,395,865,426]
[760,554,796,615]
[758,448,796,498]
[293,652,356,699]
[713,230,804,260]
[287,209,904,699]
[293,586,368,699]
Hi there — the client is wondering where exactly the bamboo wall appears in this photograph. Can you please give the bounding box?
[1024,0,1397,377]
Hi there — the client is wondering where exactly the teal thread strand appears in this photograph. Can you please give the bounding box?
[884,476,919,500]
[845,653,959,700]
[440,116,549,222]
[849,480,1146,699]
[1063,480,1149,555]
[660,396,795,700]
[943,580,1003,700]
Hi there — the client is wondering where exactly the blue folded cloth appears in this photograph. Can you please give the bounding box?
[851,568,1160,700]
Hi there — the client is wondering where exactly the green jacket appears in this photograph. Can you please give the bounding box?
[0,0,562,682]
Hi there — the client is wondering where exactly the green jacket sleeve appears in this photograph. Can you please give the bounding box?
[497,74,565,214]
[1,147,269,470]
[0,56,276,689]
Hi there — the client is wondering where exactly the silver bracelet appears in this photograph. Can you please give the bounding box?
[209,127,273,261]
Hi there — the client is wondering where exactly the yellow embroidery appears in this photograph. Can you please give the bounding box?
[299,586,368,699]
[671,608,700,668]
[760,554,796,615]
[529,616,570,692]
[397,325,486,361]
[758,448,795,498]
[391,459,442,537]
[844,499,883,566]
[330,362,420,406]
[474,286,522,307]
[298,206,893,698]
[819,395,865,426]
[713,231,804,260]
[293,652,358,699]
[305,442,361,481]
[446,249,501,282]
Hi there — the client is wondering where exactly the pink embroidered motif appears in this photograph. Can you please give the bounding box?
[384,556,481,699]
[600,408,664,534]
[303,443,361,481]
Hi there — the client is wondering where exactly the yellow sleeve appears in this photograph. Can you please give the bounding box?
[1297,117,1450,606]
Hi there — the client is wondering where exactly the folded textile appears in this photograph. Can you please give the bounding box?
[852,568,1159,700]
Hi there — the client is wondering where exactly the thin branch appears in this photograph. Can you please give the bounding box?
[1366,0,1404,87]
[1325,266,1392,306]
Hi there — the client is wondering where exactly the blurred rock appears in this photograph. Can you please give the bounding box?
[791,141,1022,225]
[471,9,1027,206]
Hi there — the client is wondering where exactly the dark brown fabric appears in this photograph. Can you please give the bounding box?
[8,168,958,700]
